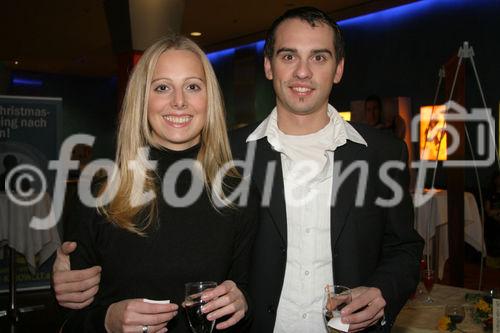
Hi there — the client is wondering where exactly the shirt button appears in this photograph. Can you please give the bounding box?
[304,270,310,276]
[302,313,308,319]
[305,228,311,233]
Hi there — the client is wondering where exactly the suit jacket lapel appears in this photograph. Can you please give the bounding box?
[250,137,365,248]
[331,141,365,249]
[253,139,287,246]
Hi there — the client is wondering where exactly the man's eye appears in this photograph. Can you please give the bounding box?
[313,55,326,62]
[283,54,294,61]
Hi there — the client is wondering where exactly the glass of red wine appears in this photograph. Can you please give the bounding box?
[417,259,428,296]
[445,305,465,324]
[183,281,218,333]
[421,269,435,303]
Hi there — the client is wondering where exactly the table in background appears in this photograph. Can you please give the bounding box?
[414,190,486,279]
[0,192,60,323]
[394,283,484,332]
[0,192,60,273]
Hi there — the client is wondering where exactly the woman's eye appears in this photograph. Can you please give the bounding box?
[154,84,169,92]
[186,84,201,91]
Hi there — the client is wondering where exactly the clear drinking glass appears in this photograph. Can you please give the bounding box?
[445,304,465,324]
[421,269,435,303]
[323,285,352,333]
[183,281,218,333]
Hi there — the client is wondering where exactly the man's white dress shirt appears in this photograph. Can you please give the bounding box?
[247,105,367,333]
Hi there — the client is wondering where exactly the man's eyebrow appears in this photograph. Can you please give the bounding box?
[275,48,333,57]
[311,49,333,56]
[276,47,297,55]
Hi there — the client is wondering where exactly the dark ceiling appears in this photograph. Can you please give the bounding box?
[3,0,415,77]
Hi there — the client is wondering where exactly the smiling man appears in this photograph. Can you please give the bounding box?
[228,7,423,333]
[264,17,344,135]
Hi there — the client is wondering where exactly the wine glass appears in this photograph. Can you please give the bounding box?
[445,305,465,324]
[183,281,218,333]
[421,269,435,303]
[323,285,352,333]
[417,258,428,296]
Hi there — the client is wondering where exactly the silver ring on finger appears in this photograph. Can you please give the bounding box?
[142,325,148,333]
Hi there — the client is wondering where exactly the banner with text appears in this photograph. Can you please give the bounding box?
[0,95,62,292]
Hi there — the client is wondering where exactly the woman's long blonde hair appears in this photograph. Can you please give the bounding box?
[99,35,236,235]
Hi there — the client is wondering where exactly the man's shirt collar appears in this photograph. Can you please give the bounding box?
[246,104,368,152]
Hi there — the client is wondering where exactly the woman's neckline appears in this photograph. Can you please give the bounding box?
[150,142,200,155]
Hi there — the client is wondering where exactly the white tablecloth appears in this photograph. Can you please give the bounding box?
[414,190,486,279]
[0,193,60,273]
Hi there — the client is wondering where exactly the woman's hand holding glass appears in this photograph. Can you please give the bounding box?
[104,299,178,333]
[198,280,248,330]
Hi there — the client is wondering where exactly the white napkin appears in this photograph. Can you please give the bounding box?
[143,299,170,304]
[327,311,350,332]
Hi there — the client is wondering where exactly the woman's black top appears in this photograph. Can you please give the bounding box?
[63,145,259,332]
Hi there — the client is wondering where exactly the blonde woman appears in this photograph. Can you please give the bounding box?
[60,35,258,333]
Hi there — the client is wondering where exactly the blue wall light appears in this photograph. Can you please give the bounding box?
[12,77,43,87]
[206,0,488,64]
[207,48,236,63]
[337,0,480,27]
[207,40,266,65]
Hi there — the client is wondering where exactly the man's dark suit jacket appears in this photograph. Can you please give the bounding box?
[230,122,424,333]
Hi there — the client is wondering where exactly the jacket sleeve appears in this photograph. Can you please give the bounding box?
[61,200,109,333]
[226,181,260,332]
[365,140,424,328]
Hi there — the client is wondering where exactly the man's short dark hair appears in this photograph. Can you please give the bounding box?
[264,6,345,62]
